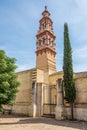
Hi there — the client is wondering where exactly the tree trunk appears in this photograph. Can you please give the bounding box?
[71,103,74,120]
[0,105,3,112]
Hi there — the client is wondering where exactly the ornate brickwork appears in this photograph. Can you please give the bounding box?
[36,7,56,74]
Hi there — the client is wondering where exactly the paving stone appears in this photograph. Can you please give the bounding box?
[0,115,87,130]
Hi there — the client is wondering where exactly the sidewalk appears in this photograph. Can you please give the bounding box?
[0,115,87,130]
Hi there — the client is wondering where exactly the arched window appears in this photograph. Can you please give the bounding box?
[49,39,51,44]
[39,40,41,46]
[43,38,45,44]
[51,41,54,46]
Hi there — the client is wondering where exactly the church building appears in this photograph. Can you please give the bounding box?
[12,7,87,121]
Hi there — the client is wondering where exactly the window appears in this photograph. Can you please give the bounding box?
[43,38,45,44]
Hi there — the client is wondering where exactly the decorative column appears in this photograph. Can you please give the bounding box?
[55,78,65,120]
[41,84,44,116]
[33,82,37,118]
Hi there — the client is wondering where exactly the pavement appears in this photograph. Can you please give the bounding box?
[0,115,87,130]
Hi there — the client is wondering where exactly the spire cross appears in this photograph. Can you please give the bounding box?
[45,6,47,10]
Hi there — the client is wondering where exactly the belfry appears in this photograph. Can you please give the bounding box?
[36,7,56,75]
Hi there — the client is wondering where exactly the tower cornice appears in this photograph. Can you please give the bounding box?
[39,16,53,24]
[36,30,56,39]
[36,47,56,56]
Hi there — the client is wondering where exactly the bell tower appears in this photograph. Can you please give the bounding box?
[36,7,56,74]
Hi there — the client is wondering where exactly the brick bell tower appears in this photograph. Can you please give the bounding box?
[36,6,56,75]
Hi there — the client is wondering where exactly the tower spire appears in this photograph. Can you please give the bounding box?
[45,5,47,10]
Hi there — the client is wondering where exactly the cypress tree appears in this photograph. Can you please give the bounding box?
[63,23,76,120]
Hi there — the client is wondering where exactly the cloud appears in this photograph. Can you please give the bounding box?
[73,45,87,72]
[75,0,87,13]
[16,60,35,72]
[16,64,31,72]
[74,45,87,59]
[74,64,87,73]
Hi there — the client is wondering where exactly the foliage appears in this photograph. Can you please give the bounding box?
[0,50,19,110]
[63,23,76,119]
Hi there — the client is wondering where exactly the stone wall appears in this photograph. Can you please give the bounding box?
[65,107,87,121]
[75,77,87,105]
[12,68,49,117]
[11,69,87,121]
[52,71,87,121]
[49,71,63,85]
[49,72,87,106]
[75,72,87,79]
[74,76,87,121]
[13,69,34,116]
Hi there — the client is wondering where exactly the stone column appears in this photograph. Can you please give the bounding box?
[36,83,42,117]
[55,79,65,120]
[41,85,44,116]
[33,82,37,118]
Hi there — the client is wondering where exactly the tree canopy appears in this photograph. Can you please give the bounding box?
[0,50,19,111]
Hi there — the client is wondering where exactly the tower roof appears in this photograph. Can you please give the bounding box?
[42,6,50,17]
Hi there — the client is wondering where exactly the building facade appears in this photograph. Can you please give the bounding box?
[12,7,87,121]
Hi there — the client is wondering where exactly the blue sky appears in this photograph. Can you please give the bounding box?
[0,0,87,72]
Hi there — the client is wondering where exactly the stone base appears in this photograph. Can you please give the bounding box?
[74,108,87,121]
[55,105,65,120]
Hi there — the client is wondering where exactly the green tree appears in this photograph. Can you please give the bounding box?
[0,50,19,111]
[63,23,76,120]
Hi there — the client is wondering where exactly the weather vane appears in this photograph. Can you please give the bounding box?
[45,6,47,10]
